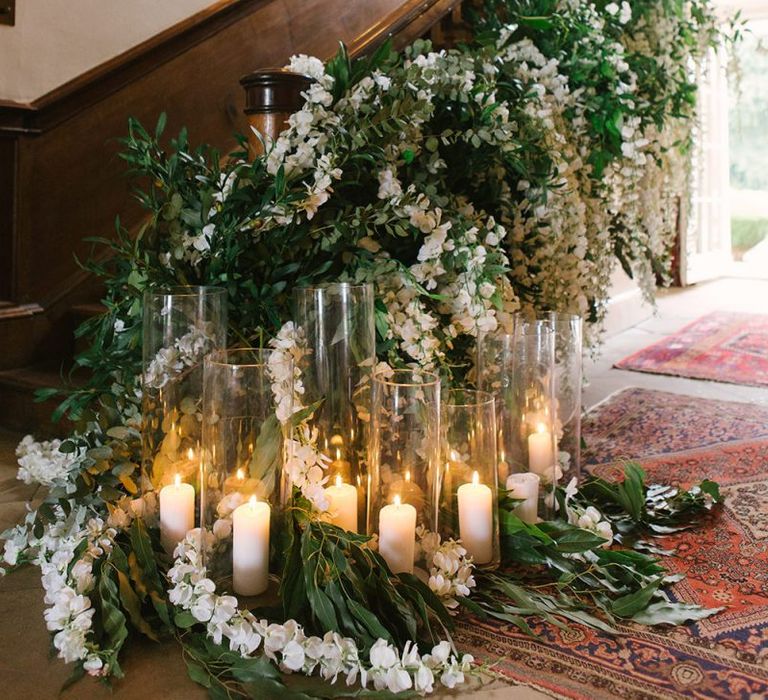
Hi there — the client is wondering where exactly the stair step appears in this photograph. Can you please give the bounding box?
[70,302,107,320]
[69,302,107,356]
[0,364,82,436]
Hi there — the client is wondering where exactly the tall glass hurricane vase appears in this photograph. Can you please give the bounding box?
[141,286,227,552]
[293,283,375,533]
[368,369,441,575]
[440,390,500,570]
[201,349,289,597]
[478,322,558,521]
[549,312,583,482]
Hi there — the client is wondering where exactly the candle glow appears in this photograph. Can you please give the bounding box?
[160,473,195,554]
[232,494,271,596]
[457,470,494,564]
[325,474,358,532]
[379,494,416,574]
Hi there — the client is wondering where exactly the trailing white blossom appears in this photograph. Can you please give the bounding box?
[143,322,216,390]
[168,529,475,695]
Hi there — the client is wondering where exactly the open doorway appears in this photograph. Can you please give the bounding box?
[729,14,768,275]
[682,1,768,284]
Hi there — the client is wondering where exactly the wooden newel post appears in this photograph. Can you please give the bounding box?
[240,69,313,156]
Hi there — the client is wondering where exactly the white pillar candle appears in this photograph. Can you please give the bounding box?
[528,423,554,476]
[159,474,195,554]
[379,495,417,574]
[232,495,271,596]
[325,475,359,532]
[457,471,494,564]
[506,472,540,524]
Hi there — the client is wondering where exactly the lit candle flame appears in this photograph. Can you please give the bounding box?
[187,447,194,461]
[174,473,181,487]
[249,495,257,509]
[445,462,451,474]
[335,474,343,488]
[405,470,411,483]
[536,423,546,434]
[236,468,244,481]
[472,470,480,486]
[336,448,342,461]
[394,494,402,507]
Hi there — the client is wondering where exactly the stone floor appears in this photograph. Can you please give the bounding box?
[1,276,767,699]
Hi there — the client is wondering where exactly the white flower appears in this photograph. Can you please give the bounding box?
[385,666,413,693]
[190,593,216,622]
[212,518,232,540]
[53,627,88,664]
[377,168,403,201]
[3,539,19,566]
[15,436,82,488]
[369,639,398,669]
[83,655,104,675]
[282,640,306,671]
[619,1,632,24]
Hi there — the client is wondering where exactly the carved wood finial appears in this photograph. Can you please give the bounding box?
[240,69,313,156]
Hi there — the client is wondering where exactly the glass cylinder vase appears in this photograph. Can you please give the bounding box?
[141,286,227,551]
[201,348,290,597]
[477,321,558,521]
[549,312,583,483]
[368,369,441,574]
[439,389,500,570]
[293,283,375,533]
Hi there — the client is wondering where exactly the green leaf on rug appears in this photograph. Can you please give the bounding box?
[631,601,724,626]
[611,577,663,618]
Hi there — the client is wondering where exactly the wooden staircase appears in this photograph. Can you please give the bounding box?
[0,0,464,435]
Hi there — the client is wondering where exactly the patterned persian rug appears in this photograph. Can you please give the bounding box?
[614,312,768,387]
[455,388,768,699]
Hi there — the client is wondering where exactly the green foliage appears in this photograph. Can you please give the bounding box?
[478,462,723,634]
[577,461,722,541]
[280,517,451,653]
[731,216,768,257]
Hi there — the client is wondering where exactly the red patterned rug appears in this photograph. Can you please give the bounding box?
[456,388,768,699]
[614,312,768,387]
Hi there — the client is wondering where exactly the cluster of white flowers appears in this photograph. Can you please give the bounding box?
[143,323,215,389]
[284,425,332,510]
[1,502,112,674]
[267,321,307,423]
[15,435,82,489]
[416,528,476,610]
[41,512,115,671]
[168,529,474,695]
[267,321,332,510]
[561,478,614,547]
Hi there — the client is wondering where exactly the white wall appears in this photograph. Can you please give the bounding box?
[0,0,217,103]
[602,267,653,337]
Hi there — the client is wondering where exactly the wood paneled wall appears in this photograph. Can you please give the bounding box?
[0,0,460,370]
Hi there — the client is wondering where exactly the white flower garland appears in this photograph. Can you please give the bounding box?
[168,528,474,695]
